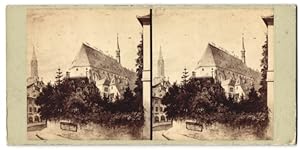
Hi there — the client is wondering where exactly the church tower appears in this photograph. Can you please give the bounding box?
[116,33,121,64]
[157,46,165,78]
[241,35,246,64]
[31,47,38,79]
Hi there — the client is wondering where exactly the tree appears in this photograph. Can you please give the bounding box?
[248,87,259,102]
[55,67,63,85]
[123,87,135,102]
[36,82,56,120]
[162,82,180,119]
[258,34,268,106]
[181,67,189,85]
[133,33,143,112]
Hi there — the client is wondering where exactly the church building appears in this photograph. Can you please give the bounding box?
[27,48,44,124]
[68,35,136,101]
[152,47,171,124]
[194,38,260,101]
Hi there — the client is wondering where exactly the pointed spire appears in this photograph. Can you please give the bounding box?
[157,45,165,78]
[242,33,245,52]
[116,33,121,64]
[117,33,120,51]
[31,46,38,78]
[241,33,246,64]
[159,46,163,59]
[32,46,37,61]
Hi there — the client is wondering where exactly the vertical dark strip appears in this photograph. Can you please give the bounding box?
[150,8,153,140]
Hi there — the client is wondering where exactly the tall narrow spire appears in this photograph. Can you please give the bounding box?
[159,46,163,59]
[32,46,37,61]
[241,34,246,64]
[157,46,165,78]
[116,33,121,64]
[117,33,120,50]
[31,46,38,78]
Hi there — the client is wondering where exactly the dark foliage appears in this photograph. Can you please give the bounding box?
[133,33,144,112]
[36,78,144,127]
[55,68,63,85]
[162,77,269,136]
[181,67,189,85]
[258,34,268,106]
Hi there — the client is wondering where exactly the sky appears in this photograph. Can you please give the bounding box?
[27,7,273,84]
[27,8,149,83]
[152,8,273,83]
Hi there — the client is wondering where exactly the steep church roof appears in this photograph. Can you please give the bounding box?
[71,43,135,82]
[196,43,260,79]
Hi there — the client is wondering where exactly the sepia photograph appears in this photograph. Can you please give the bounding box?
[6,4,296,145]
[152,8,274,140]
[26,7,151,140]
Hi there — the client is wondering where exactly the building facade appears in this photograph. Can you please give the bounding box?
[194,41,260,101]
[27,48,44,124]
[68,41,136,101]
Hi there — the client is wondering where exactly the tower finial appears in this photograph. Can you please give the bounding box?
[117,33,120,50]
[157,45,165,78]
[31,45,38,78]
[116,33,121,64]
[242,33,245,51]
[159,46,163,59]
[241,33,246,64]
[32,46,37,61]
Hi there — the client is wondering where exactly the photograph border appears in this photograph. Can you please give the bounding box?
[6,5,296,145]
